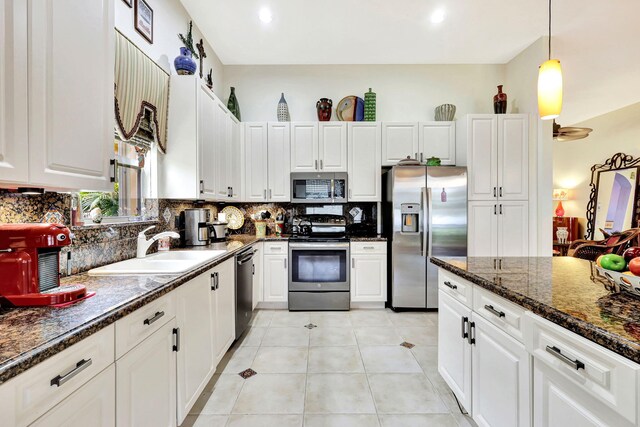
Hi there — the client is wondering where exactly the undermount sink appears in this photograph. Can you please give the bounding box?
[88,250,226,275]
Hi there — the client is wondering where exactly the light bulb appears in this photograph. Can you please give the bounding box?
[430,9,445,24]
[259,7,273,23]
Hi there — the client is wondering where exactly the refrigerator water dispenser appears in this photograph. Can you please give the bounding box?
[401,204,420,233]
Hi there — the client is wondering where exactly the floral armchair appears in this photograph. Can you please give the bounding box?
[568,228,640,261]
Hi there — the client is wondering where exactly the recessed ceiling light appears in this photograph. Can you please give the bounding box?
[430,9,445,24]
[259,7,273,23]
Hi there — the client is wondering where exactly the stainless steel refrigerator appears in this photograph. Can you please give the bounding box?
[383,165,467,310]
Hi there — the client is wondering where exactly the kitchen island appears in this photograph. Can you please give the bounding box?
[431,256,640,427]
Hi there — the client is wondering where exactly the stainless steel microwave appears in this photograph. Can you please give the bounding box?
[290,173,348,203]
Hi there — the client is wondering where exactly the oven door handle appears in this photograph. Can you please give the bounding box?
[288,242,350,249]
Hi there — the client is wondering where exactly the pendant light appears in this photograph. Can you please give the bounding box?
[538,0,563,120]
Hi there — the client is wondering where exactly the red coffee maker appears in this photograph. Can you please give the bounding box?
[0,223,89,307]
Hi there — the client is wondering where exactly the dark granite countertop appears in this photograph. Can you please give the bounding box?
[349,236,387,241]
[0,235,267,385]
[431,256,640,364]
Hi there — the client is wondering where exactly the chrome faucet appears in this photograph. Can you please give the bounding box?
[137,226,180,258]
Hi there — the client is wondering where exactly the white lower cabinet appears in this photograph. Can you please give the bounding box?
[440,283,530,426]
[211,259,236,363]
[31,365,115,427]
[176,271,216,424]
[263,242,288,303]
[116,319,177,427]
[438,290,473,411]
[471,315,530,427]
[252,243,263,309]
[350,242,387,302]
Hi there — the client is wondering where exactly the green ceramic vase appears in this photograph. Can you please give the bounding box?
[364,88,376,121]
[227,87,241,121]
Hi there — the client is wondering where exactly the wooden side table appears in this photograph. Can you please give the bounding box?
[553,241,571,256]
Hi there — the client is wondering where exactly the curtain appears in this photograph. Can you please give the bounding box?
[114,31,170,153]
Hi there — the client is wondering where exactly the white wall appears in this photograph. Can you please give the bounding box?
[115,0,225,98]
[224,64,505,166]
[553,102,640,237]
[505,37,554,256]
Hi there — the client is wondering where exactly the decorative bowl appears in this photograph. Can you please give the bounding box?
[595,266,640,298]
[435,104,456,121]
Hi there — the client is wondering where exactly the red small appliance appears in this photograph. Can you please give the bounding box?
[0,223,88,307]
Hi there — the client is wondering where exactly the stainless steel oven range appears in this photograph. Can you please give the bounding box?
[288,215,350,311]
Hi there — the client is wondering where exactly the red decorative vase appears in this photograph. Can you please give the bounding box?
[555,201,565,217]
[316,98,332,121]
[493,85,507,114]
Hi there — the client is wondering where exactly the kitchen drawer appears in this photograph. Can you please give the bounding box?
[438,269,473,309]
[264,241,288,255]
[524,312,639,425]
[115,291,176,359]
[350,241,386,254]
[473,285,526,343]
[0,324,115,427]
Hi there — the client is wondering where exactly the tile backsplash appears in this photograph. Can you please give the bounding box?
[0,192,377,275]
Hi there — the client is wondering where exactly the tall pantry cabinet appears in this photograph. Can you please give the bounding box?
[467,114,529,258]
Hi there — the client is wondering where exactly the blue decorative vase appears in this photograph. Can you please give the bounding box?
[174,47,197,75]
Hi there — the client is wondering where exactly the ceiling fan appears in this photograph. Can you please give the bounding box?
[553,120,593,142]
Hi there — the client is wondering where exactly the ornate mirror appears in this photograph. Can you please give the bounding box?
[586,153,640,240]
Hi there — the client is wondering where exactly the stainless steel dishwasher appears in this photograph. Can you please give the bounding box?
[235,247,254,339]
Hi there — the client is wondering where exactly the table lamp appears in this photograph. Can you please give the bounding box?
[553,188,569,217]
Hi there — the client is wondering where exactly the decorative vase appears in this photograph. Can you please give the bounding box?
[493,85,507,114]
[227,87,241,120]
[556,227,569,244]
[364,88,376,121]
[555,200,565,217]
[277,93,290,122]
[434,104,456,121]
[316,98,332,121]
[174,47,197,76]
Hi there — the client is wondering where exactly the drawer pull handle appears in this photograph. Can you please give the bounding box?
[484,304,505,318]
[545,345,585,370]
[51,358,92,387]
[444,281,457,290]
[143,311,165,326]
[363,246,375,250]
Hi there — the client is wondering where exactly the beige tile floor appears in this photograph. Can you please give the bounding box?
[181,309,478,427]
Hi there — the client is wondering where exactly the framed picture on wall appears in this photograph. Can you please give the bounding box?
[121,0,132,7]
[135,0,153,44]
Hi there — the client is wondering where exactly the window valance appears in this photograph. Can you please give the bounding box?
[114,31,170,153]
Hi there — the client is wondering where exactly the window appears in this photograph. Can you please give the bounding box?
[79,109,155,223]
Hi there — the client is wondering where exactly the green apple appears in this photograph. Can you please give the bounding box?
[599,254,627,272]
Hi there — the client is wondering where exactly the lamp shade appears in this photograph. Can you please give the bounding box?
[538,59,563,120]
[552,188,569,201]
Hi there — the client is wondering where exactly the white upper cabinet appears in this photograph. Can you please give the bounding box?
[319,122,347,172]
[229,116,242,201]
[291,122,319,172]
[197,86,217,200]
[0,0,28,185]
[214,100,230,199]
[28,0,114,190]
[267,123,291,202]
[348,123,381,202]
[498,115,529,201]
[467,115,498,201]
[244,123,268,202]
[382,122,419,166]
[420,121,456,165]
[498,201,529,257]
[291,122,347,172]
[467,114,528,201]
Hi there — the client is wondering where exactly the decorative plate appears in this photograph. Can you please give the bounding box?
[336,96,365,121]
[221,206,245,230]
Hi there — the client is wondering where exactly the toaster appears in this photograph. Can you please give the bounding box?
[0,223,89,307]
